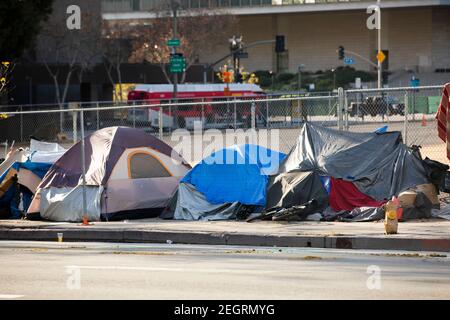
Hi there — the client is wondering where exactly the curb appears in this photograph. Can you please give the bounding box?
[0,228,449,252]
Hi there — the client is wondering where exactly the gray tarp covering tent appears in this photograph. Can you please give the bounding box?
[268,123,429,211]
[173,183,245,221]
[266,170,328,210]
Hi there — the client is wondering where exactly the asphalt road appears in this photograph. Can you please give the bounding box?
[0,241,449,300]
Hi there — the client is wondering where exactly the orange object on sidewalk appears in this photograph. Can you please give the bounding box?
[384,197,399,235]
[421,114,427,127]
[82,215,89,226]
[391,196,403,221]
[436,83,450,160]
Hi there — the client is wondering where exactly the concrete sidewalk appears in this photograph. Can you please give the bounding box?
[0,218,449,252]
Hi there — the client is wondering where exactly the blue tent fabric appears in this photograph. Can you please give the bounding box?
[182,145,286,206]
[0,161,53,216]
[10,162,52,179]
[374,125,388,133]
[320,176,331,194]
[0,162,52,183]
[0,187,15,208]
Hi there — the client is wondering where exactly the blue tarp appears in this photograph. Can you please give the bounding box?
[374,125,388,134]
[10,162,52,179]
[182,145,286,206]
[0,161,52,216]
[0,161,52,183]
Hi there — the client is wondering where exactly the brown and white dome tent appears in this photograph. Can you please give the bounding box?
[28,127,190,222]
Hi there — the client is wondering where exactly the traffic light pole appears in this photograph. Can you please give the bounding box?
[344,49,378,69]
[171,0,178,100]
[377,0,382,89]
[340,48,383,87]
[208,39,276,76]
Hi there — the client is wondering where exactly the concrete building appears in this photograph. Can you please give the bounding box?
[9,0,205,105]
[7,0,450,105]
[102,0,450,86]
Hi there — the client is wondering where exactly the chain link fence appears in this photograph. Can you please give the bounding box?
[0,85,445,165]
[344,85,444,163]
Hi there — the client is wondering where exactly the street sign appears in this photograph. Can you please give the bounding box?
[170,55,186,73]
[377,50,386,63]
[167,39,181,47]
[344,57,355,65]
[235,52,249,59]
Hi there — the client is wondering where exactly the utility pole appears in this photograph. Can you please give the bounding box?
[171,0,179,99]
[377,0,382,89]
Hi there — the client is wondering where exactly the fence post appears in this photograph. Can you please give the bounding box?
[20,106,23,142]
[266,100,270,129]
[96,102,100,130]
[168,102,172,133]
[133,104,136,128]
[202,98,205,130]
[234,98,237,129]
[344,91,349,131]
[251,101,256,130]
[80,109,87,221]
[72,110,78,144]
[159,105,163,140]
[356,91,361,123]
[59,104,64,133]
[404,92,409,145]
[337,87,344,130]
[328,92,332,117]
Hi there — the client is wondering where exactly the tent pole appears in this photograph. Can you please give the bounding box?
[404,92,409,145]
[80,109,87,220]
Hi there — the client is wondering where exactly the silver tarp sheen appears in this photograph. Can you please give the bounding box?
[278,123,428,201]
[174,183,242,221]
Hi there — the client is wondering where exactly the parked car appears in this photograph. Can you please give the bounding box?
[349,95,405,118]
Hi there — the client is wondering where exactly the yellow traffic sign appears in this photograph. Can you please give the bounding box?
[377,51,386,63]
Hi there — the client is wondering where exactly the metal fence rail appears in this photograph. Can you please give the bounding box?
[0,85,446,165]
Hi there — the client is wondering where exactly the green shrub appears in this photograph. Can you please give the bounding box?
[276,73,296,83]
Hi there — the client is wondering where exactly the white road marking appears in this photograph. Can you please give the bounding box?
[0,294,24,299]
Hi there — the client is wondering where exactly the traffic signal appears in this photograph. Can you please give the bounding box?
[338,46,345,60]
[235,72,243,83]
[275,35,285,53]
[222,71,232,83]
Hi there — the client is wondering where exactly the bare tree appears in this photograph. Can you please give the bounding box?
[128,9,237,84]
[39,9,101,110]
[101,21,133,102]
[128,17,173,83]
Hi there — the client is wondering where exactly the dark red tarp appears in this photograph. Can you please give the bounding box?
[329,178,386,212]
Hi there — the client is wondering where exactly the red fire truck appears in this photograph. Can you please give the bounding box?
[127,83,265,129]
